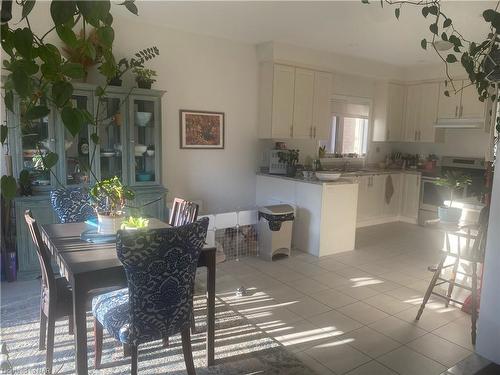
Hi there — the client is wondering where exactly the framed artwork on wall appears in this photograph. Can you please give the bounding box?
[179,110,225,149]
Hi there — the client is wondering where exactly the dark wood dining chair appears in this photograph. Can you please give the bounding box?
[24,210,74,374]
[92,219,209,374]
[169,198,199,227]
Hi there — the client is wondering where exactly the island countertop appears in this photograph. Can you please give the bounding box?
[256,172,358,185]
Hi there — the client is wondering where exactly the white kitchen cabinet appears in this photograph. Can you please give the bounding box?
[401,173,420,221]
[313,71,333,140]
[258,63,332,139]
[460,83,486,119]
[437,80,487,123]
[404,82,442,143]
[356,176,370,223]
[256,175,358,256]
[373,82,406,142]
[418,82,440,142]
[292,68,315,138]
[381,173,401,217]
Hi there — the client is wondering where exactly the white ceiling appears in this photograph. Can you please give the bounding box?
[117,1,495,67]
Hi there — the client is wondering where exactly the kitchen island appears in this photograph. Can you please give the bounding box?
[256,173,359,256]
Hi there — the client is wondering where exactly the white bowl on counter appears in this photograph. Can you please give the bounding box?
[315,172,342,181]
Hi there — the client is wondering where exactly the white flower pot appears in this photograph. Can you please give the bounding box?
[97,214,124,235]
[438,206,462,224]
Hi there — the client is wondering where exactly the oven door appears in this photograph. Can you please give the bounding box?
[420,177,451,212]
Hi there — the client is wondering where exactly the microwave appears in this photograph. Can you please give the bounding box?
[269,150,287,175]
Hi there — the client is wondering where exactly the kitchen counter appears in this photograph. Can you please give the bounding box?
[256,172,357,185]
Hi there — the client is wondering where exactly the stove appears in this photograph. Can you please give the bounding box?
[418,156,486,225]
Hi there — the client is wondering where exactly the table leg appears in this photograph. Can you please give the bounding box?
[72,280,89,375]
[206,251,216,366]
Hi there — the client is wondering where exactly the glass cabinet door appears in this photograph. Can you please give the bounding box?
[63,94,93,186]
[19,98,56,189]
[129,96,160,185]
[95,95,127,182]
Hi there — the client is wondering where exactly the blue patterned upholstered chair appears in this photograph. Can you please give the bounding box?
[50,188,96,223]
[92,218,209,375]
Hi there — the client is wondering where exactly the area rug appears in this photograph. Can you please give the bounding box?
[0,281,317,374]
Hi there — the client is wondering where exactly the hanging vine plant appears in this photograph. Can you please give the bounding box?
[0,0,160,200]
[362,1,500,105]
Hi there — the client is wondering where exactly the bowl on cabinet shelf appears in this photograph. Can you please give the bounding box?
[135,112,152,127]
[315,172,342,181]
[136,172,154,182]
[135,144,147,156]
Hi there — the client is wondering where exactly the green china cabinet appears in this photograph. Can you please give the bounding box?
[7,83,167,273]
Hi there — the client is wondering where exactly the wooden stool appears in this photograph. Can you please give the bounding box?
[416,210,489,346]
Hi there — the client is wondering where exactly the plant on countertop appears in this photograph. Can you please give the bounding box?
[434,170,472,207]
[89,177,135,217]
[278,149,300,177]
[133,67,157,89]
[0,0,142,200]
[121,216,149,230]
[362,0,500,137]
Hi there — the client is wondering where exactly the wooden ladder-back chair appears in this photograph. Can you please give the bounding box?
[24,210,74,374]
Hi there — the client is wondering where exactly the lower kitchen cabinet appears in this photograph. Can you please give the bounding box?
[357,172,419,227]
[256,175,358,256]
[401,173,421,221]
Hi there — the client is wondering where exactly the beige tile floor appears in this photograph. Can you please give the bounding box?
[209,222,476,375]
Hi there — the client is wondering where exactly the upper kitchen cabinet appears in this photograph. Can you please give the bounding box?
[373,82,406,142]
[258,62,333,139]
[437,80,489,129]
[292,68,315,138]
[404,82,443,143]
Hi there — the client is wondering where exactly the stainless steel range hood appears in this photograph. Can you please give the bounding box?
[434,118,485,128]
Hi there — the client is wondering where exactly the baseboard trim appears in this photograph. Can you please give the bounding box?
[356,215,417,228]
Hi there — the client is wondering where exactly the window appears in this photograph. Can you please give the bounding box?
[329,115,369,156]
[322,97,370,157]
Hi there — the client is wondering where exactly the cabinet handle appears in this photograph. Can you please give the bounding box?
[313,127,316,138]
[290,126,293,137]
[455,106,458,118]
[418,130,421,141]
[310,126,313,138]
[414,130,417,141]
[387,129,390,140]
[459,105,463,117]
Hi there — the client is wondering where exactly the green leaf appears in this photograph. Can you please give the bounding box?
[50,1,76,26]
[422,6,429,18]
[420,38,427,50]
[441,32,448,42]
[21,0,36,20]
[82,42,96,60]
[361,0,369,3]
[61,62,85,78]
[449,35,463,47]
[443,18,452,28]
[76,1,102,27]
[77,108,94,125]
[25,106,50,120]
[40,63,59,80]
[95,86,105,97]
[61,106,83,136]
[96,25,114,48]
[428,5,438,15]
[1,125,7,145]
[395,8,400,20]
[1,175,17,200]
[52,81,74,107]
[483,9,496,22]
[38,44,62,65]
[12,28,33,59]
[4,91,14,112]
[8,59,38,75]
[12,70,31,98]
[429,23,438,35]
[446,54,458,63]
[121,0,138,15]
[90,132,99,144]
[56,24,78,47]
[42,152,58,170]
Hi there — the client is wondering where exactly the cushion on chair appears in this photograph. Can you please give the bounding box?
[92,218,209,346]
[92,288,131,343]
[50,188,96,223]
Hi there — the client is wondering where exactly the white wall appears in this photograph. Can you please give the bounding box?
[476,164,500,363]
[5,3,260,213]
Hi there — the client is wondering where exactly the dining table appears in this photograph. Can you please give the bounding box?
[40,219,216,375]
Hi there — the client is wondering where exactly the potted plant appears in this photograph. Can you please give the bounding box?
[121,216,150,230]
[133,67,157,89]
[278,149,300,177]
[434,171,472,223]
[62,29,104,82]
[89,177,136,234]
